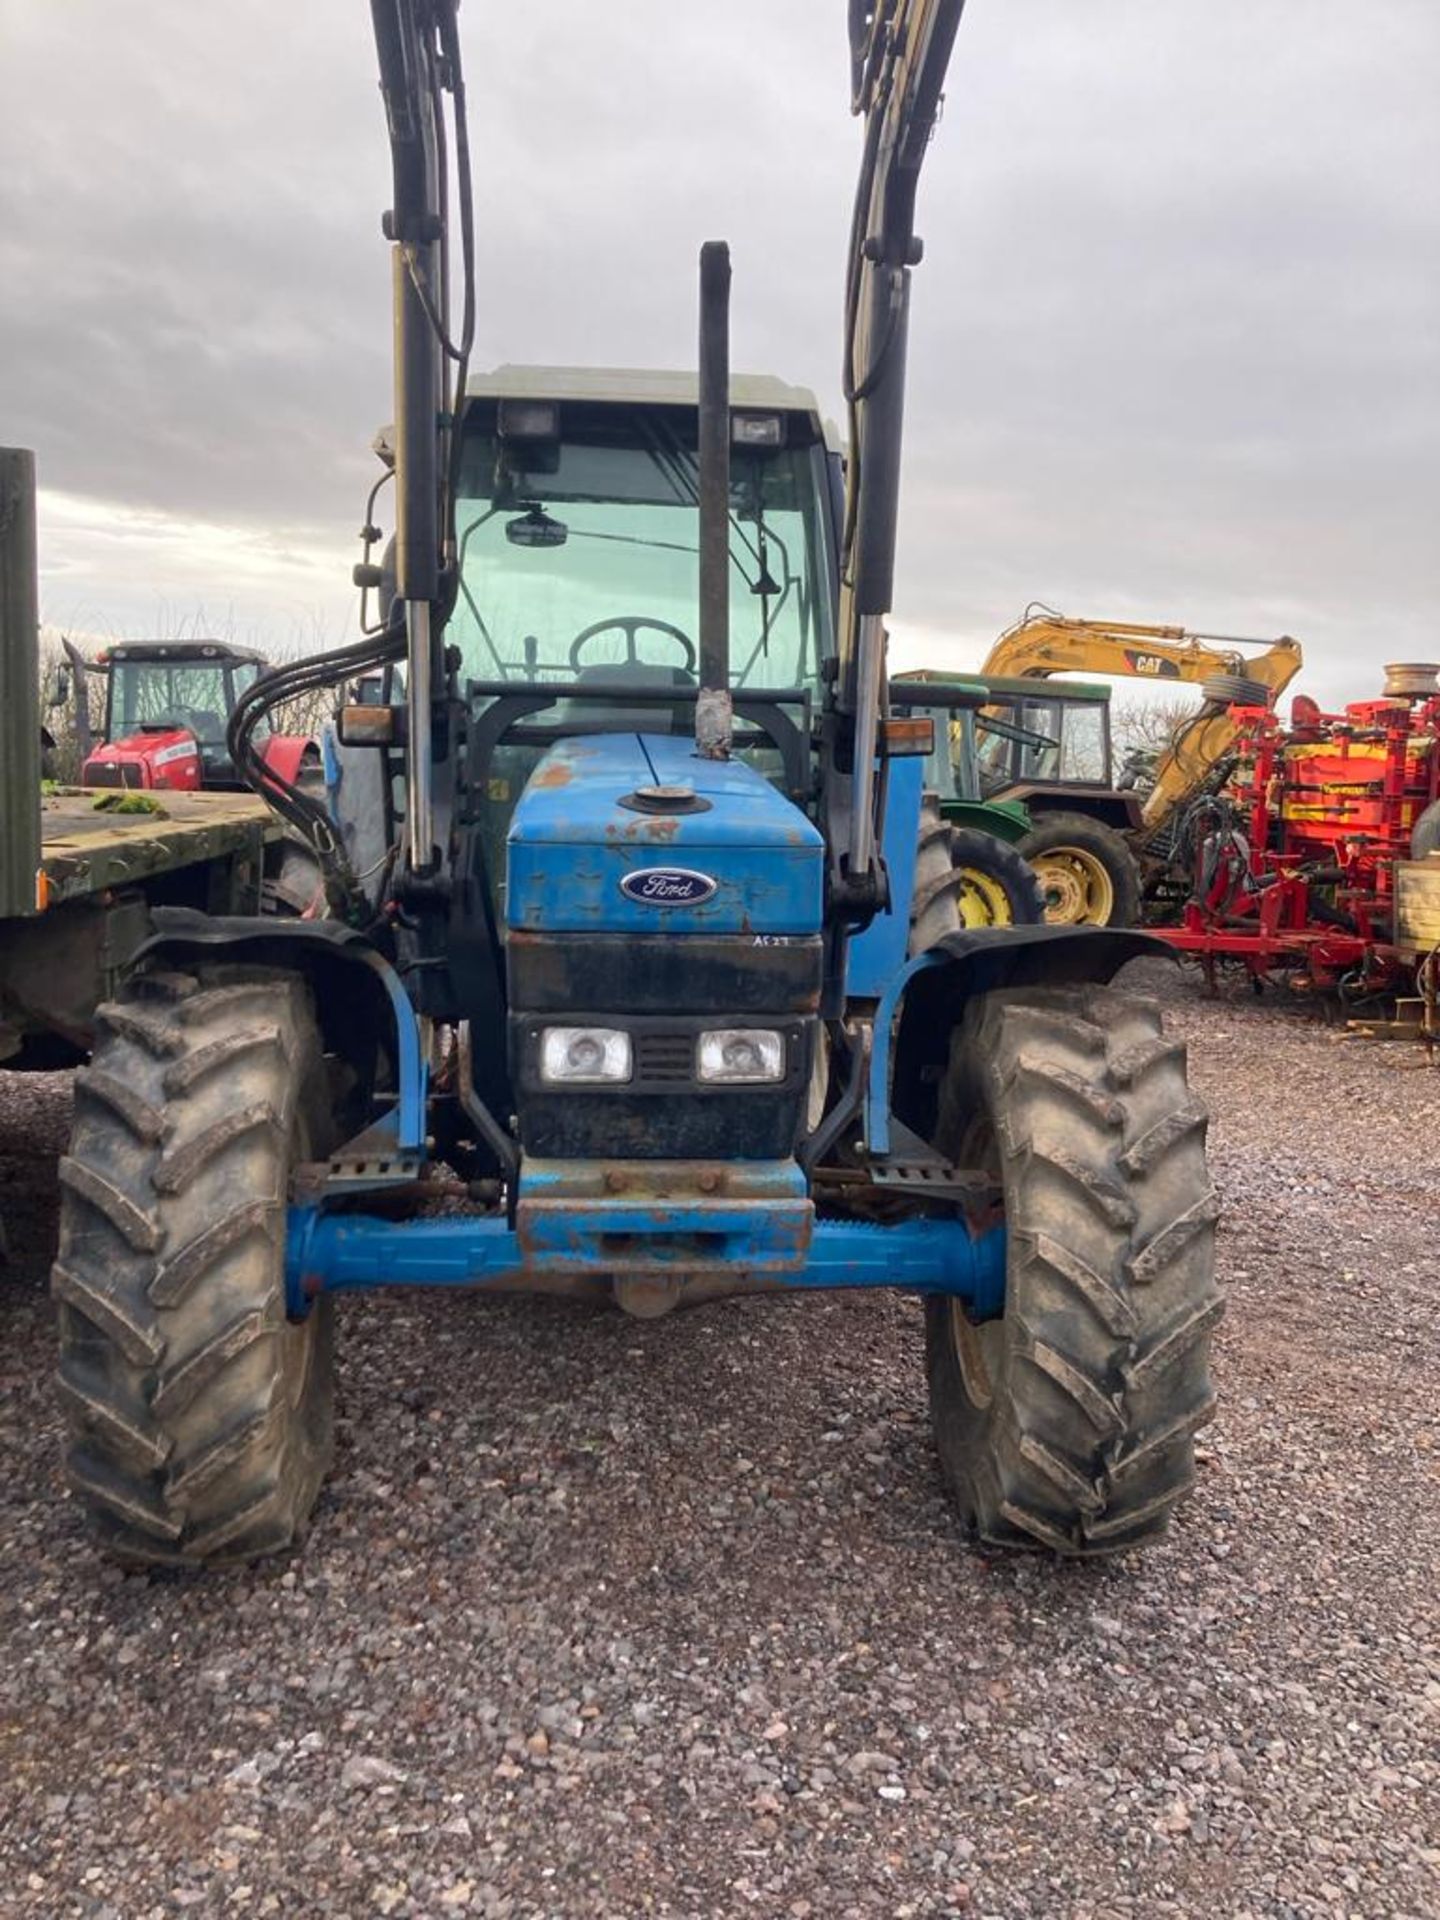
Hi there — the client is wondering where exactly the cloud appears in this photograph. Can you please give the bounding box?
[1,0,1436,709]
[36,488,355,653]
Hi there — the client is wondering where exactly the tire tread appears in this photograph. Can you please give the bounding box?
[927,982,1222,1553]
[51,966,334,1568]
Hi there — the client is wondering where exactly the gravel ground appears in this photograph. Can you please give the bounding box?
[2,974,1437,1920]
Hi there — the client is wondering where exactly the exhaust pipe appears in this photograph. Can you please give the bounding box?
[696,240,732,760]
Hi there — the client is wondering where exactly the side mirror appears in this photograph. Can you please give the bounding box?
[46,664,71,710]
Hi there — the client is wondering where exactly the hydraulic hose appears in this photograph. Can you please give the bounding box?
[226,620,407,913]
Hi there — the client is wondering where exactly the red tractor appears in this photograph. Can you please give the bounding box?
[62,638,321,793]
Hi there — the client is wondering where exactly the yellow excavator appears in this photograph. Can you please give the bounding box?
[980,605,1304,912]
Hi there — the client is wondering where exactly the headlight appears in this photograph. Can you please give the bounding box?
[539,1026,632,1084]
[697,1028,785,1084]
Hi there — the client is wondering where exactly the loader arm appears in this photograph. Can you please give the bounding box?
[371,0,473,874]
[835,0,968,902]
[979,609,1304,841]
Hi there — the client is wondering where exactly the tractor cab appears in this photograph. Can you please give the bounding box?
[973,677,1113,796]
[75,639,319,795]
[450,370,836,724]
[442,367,839,873]
[82,641,266,790]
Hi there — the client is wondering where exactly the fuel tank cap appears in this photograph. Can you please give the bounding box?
[619,784,712,815]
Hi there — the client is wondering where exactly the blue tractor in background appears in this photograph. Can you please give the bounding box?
[51,0,1220,1568]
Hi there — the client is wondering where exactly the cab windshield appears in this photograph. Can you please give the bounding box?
[448,403,835,697]
[110,662,232,746]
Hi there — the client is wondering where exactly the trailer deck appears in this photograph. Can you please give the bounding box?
[32,785,276,912]
[2,786,281,1065]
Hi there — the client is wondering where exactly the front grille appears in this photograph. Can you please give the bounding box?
[84,763,140,790]
[512,1012,814,1159]
[505,932,824,1016]
[635,1032,697,1083]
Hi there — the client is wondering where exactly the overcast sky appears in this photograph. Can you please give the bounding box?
[2,1,1437,709]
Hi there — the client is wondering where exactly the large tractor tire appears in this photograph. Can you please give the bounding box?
[53,967,336,1568]
[926,983,1221,1554]
[911,797,1045,949]
[261,838,327,917]
[1017,810,1142,928]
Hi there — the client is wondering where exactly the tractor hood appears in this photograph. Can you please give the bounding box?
[84,728,202,791]
[505,733,823,936]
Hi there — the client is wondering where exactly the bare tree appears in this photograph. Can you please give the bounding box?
[1111,693,1204,759]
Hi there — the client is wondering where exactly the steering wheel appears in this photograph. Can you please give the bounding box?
[568,616,696,673]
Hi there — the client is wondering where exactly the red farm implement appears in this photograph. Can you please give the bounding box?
[1158,663,1440,1001]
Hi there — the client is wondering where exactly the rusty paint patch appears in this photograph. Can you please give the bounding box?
[532,761,573,789]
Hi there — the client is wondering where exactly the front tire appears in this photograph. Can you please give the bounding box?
[1018,810,1142,927]
[53,967,336,1567]
[949,827,1046,930]
[910,797,1045,948]
[925,984,1221,1554]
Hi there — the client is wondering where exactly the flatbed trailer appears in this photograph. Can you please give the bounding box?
[1,448,282,1068]
[2,785,277,1065]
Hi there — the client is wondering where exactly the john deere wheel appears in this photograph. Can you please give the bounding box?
[910,798,1044,948]
[1017,811,1141,928]
[951,828,1046,929]
[53,967,336,1567]
[926,983,1221,1554]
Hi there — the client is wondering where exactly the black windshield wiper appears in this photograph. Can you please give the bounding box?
[641,417,765,587]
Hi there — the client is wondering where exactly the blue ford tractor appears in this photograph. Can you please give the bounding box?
[51,0,1220,1567]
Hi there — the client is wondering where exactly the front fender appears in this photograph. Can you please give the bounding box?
[871,925,1170,1153]
[260,734,319,786]
[132,909,426,1151]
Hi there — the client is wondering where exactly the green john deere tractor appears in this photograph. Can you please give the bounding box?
[892,672,1144,926]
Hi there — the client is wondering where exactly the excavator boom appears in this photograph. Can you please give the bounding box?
[978,607,1304,843]
[982,607,1303,697]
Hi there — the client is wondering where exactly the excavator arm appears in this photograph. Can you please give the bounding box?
[982,607,1303,698]
[979,607,1304,842]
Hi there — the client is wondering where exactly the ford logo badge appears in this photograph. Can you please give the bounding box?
[620,866,718,906]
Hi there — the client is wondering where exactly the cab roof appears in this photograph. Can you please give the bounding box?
[460,364,840,452]
[895,669,1112,706]
[100,641,266,667]
[977,673,1111,704]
